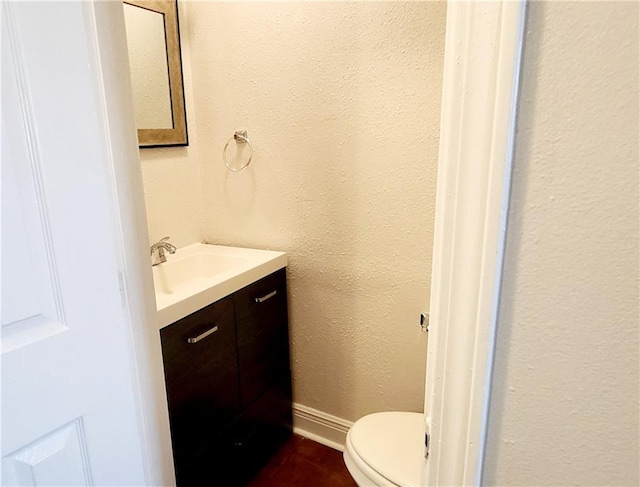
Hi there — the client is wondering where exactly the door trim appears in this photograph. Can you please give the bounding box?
[423,1,527,485]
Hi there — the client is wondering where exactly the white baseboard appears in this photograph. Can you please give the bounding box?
[292,403,353,452]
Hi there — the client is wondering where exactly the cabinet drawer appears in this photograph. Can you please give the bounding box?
[234,269,290,407]
[160,296,240,465]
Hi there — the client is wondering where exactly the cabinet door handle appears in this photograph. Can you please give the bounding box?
[255,290,277,303]
[187,325,219,344]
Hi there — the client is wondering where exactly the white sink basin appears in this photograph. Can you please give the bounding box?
[152,243,287,328]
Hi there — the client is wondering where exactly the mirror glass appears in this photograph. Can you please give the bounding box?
[123,3,173,129]
[123,0,188,147]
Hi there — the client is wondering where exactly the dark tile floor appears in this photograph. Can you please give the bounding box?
[248,434,358,487]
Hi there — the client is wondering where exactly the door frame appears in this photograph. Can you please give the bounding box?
[423,1,527,485]
[88,0,527,485]
[88,3,176,485]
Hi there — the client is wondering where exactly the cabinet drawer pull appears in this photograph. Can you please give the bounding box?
[255,290,277,303]
[187,325,219,344]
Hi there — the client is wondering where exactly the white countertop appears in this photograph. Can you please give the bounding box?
[153,243,287,329]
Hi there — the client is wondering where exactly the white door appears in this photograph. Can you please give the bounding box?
[1,2,148,485]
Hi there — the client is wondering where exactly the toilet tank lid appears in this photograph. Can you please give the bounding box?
[348,411,424,487]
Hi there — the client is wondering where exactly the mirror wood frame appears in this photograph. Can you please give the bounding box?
[124,0,188,147]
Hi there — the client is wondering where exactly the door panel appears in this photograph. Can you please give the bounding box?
[1,3,147,485]
[2,419,92,486]
[1,5,66,353]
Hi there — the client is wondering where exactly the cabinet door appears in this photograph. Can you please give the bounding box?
[234,268,290,408]
[160,296,240,467]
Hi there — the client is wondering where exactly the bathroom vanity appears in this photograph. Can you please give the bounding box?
[154,244,292,486]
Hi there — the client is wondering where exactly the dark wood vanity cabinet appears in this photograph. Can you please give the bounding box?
[160,268,292,486]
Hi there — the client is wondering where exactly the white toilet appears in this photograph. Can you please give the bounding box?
[343,411,424,486]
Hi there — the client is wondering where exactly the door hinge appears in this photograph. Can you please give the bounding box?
[420,312,429,333]
[424,417,431,459]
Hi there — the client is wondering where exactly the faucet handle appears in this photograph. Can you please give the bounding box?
[161,236,177,254]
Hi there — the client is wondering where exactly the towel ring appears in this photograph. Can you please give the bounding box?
[223,129,253,172]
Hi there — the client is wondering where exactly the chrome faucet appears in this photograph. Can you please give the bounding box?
[150,236,177,266]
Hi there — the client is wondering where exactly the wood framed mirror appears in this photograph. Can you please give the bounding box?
[123,0,188,147]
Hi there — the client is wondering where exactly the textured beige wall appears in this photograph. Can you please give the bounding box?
[484,2,639,485]
[138,146,202,248]
[182,2,446,420]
